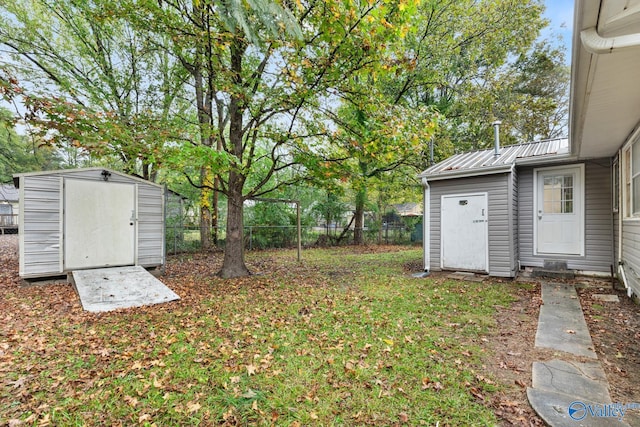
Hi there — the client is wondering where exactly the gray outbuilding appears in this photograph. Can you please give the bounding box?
[14,168,165,279]
[419,138,614,278]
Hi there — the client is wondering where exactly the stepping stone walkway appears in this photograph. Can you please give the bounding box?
[527,283,631,426]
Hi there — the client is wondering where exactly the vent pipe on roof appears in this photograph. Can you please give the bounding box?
[492,121,502,157]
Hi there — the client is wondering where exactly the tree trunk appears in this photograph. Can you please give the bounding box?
[354,204,364,245]
[219,39,250,278]
[353,187,366,245]
[199,166,213,251]
[213,176,219,245]
[219,171,250,278]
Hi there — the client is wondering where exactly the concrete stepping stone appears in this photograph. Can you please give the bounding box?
[535,283,597,358]
[532,360,610,403]
[527,388,630,427]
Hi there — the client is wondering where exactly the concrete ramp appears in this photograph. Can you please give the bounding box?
[72,266,180,312]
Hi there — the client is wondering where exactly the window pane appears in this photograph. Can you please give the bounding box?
[563,187,573,213]
[564,200,573,213]
[564,175,573,188]
[634,176,640,214]
[543,173,574,214]
[633,141,640,176]
[626,149,632,217]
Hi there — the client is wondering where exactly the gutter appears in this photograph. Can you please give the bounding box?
[581,27,640,54]
[513,154,577,167]
[420,164,512,182]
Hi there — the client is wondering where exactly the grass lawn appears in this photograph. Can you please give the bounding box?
[1,246,515,426]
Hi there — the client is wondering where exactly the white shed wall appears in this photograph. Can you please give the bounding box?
[18,168,165,278]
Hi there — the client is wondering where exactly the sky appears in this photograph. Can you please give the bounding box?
[541,0,575,60]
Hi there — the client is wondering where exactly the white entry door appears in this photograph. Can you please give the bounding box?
[64,179,136,270]
[441,193,488,272]
[535,165,584,256]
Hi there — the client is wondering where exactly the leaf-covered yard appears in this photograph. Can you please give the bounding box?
[2,236,531,425]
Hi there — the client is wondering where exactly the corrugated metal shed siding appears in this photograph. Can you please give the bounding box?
[621,221,640,296]
[137,184,164,266]
[18,169,164,277]
[429,173,515,277]
[518,161,613,272]
[21,176,62,276]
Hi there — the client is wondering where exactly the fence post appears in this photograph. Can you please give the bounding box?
[296,201,301,262]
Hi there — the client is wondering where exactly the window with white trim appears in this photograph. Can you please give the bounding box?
[623,141,640,217]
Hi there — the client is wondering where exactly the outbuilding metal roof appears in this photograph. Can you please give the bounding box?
[419,138,571,180]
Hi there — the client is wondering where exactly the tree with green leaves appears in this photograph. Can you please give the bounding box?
[0,0,190,180]
[125,0,420,277]
[0,107,62,181]
[322,0,548,244]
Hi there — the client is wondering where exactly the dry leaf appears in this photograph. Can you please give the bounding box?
[186,401,201,413]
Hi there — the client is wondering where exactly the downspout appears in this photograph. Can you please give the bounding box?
[617,151,633,297]
[422,176,430,274]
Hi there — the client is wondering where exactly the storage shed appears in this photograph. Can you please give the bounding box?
[14,168,165,279]
[419,138,614,278]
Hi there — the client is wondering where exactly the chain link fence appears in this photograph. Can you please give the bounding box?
[165,223,422,255]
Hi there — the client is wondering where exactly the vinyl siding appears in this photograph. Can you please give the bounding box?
[518,160,614,273]
[621,220,640,296]
[429,172,516,277]
[18,169,164,278]
[511,168,519,268]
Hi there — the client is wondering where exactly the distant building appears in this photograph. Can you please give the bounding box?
[0,183,19,233]
[393,203,422,217]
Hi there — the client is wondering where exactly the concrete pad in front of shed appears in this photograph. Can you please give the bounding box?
[72,266,179,312]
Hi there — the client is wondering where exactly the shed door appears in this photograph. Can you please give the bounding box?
[535,165,584,256]
[64,179,136,270]
[441,193,488,272]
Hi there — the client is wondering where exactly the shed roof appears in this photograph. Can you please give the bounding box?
[419,138,572,181]
[0,183,18,202]
[13,167,163,189]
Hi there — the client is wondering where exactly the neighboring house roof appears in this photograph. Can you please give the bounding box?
[419,138,571,181]
[0,184,18,203]
[393,203,422,217]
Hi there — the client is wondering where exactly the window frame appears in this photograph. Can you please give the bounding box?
[613,156,619,213]
[622,140,640,219]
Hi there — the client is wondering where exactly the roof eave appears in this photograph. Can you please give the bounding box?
[419,164,513,181]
